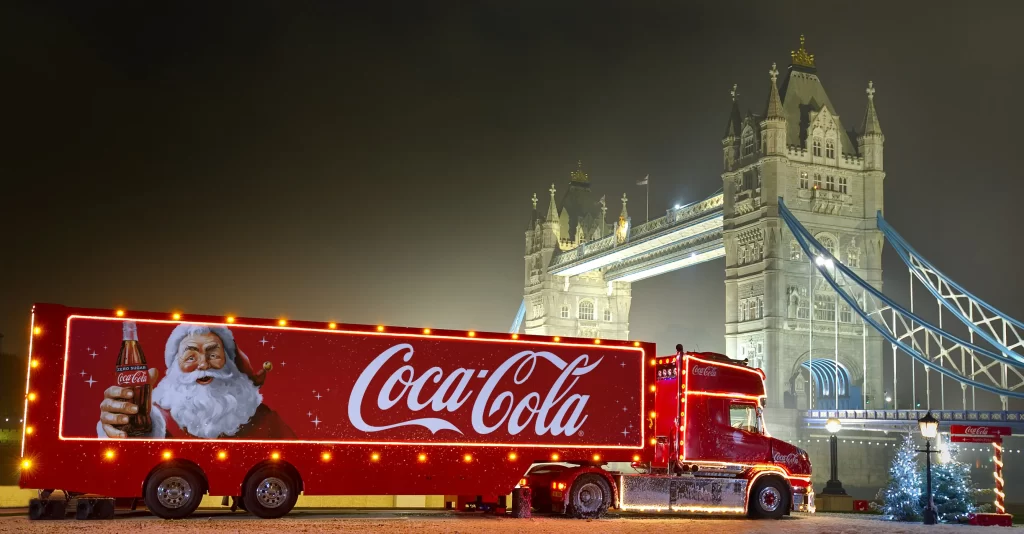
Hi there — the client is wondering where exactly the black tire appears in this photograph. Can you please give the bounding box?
[242,466,299,519]
[749,477,788,519]
[143,465,204,519]
[566,473,611,519]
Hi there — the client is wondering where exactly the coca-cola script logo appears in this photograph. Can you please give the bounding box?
[690,365,718,377]
[773,452,802,465]
[347,344,602,437]
[117,371,148,386]
[963,426,992,436]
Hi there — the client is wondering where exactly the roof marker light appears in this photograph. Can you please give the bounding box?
[328,322,337,329]
[115,310,125,317]
[226,316,236,323]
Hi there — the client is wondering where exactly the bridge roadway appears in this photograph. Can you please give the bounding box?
[803,409,1024,433]
[547,192,724,282]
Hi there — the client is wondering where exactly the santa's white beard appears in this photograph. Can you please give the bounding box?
[152,359,262,438]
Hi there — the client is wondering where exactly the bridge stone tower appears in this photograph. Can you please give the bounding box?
[721,37,886,440]
[523,162,633,340]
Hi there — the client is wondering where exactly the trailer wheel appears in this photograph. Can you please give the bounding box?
[566,474,611,519]
[749,477,788,519]
[242,466,299,519]
[143,466,204,519]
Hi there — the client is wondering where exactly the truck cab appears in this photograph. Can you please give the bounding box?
[528,350,813,519]
[624,351,814,516]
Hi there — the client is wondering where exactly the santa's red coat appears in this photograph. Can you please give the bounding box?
[156,404,295,439]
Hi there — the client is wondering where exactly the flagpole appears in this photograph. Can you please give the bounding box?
[646,177,649,223]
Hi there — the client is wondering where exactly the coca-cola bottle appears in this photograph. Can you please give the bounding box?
[114,321,152,436]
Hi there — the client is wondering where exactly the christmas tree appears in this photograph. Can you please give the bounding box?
[931,444,977,523]
[878,432,923,521]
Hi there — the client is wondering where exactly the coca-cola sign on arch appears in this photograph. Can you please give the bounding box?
[950,425,1012,437]
[61,316,646,446]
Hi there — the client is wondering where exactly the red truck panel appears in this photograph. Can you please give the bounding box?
[20,304,653,498]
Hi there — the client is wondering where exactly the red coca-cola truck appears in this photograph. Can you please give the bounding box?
[19,304,813,520]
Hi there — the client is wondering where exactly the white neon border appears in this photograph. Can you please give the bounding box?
[59,314,647,449]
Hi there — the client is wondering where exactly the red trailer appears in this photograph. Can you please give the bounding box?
[19,304,812,520]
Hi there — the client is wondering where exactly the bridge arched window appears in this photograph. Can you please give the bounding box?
[816,234,838,257]
[799,172,809,189]
[560,305,570,319]
[813,173,822,189]
[603,308,612,322]
[839,176,848,194]
[790,242,802,261]
[825,175,835,191]
[812,138,822,157]
[814,294,835,321]
[578,300,595,321]
[825,140,835,159]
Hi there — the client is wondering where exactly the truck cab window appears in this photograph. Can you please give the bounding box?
[729,403,761,434]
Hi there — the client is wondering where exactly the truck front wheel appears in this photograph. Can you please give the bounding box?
[749,477,788,519]
[144,466,204,519]
[242,466,299,519]
[566,474,611,519]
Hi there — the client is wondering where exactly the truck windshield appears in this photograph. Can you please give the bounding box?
[729,403,761,434]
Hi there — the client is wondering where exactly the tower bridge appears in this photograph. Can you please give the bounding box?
[511,37,1024,495]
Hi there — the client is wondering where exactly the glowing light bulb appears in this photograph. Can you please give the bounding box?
[115,310,125,317]
[512,333,519,339]
[592,454,601,462]
[162,451,172,460]
[650,438,657,446]
[468,331,476,337]
[634,341,640,347]
[270,452,280,460]
[217,451,227,460]
[371,452,380,462]
[33,327,42,336]
[418,453,427,462]
[30,359,39,369]
[105,450,115,460]
[172,313,181,320]
[594,339,601,344]
[508,452,518,461]
[463,454,473,463]
[553,336,560,342]
[20,459,31,469]
[27,393,36,401]
[377,325,385,332]
[650,359,656,366]
[322,452,332,461]
[423,328,431,334]
[633,455,641,462]
[328,322,337,329]
[649,385,656,392]
[278,319,287,326]
[227,316,236,323]
[25,426,33,435]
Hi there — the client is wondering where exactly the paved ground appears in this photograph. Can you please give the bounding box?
[0,510,1019,533]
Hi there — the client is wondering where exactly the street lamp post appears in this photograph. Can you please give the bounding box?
[821,417,847,495]
[918,411,940,525]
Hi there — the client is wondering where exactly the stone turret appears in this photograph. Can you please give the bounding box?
[722,84,742,171]
[858,81,884,171]
[760,63,787,156]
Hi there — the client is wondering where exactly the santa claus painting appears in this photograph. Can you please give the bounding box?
[97,324,295,439]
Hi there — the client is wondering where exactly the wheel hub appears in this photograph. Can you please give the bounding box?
[255,477,290,509]
[759,486,781,512]
[576,482,603,512]
[156,476,193,509]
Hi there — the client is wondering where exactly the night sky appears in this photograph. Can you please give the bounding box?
[3,0,1024,386]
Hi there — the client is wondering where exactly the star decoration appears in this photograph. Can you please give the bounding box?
[620,361,626,368]
[85,376,97,388]
[90,351,98,358]
[281,362,286,366]
[315,392,322,400]
[79,370,86,377]
[307,411,312,418]
[271,345,276,350]
[622,406,627,412]
[312,416,321,429]
[620,428,630,438]
[259,337,269,346]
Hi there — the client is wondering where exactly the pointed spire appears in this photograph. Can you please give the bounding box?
[619,193,628,219]
[723,84,742,139]
[529,192,539,229]
[861,81,883,136]
[545,183,559,223]
[765,62,784,119]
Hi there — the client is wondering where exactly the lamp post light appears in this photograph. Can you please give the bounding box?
[918,411,940,525]
[821,417,847,496]
[884,392,892,409]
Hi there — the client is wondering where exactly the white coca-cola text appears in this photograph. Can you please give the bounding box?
[347,344,602,436]
[690,365,718,377]
[117,370,148,386]
[963,426,992,435]
[773,452,802,465]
